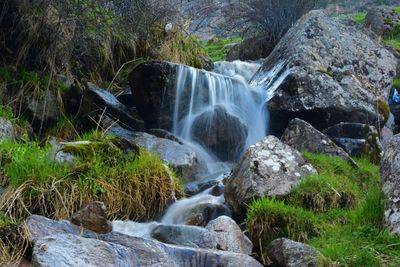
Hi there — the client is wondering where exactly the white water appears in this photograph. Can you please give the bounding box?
[213,60,261,82]
[113,60,290,238]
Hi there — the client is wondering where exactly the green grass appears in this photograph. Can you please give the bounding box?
[201,37,242,62]
[0,131,183,221]
[0,105,14,120]
[394,78,400,89]
[246,153,400,266]
[352,12,367,24]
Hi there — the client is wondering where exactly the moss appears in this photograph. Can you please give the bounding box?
[0,131,183,221]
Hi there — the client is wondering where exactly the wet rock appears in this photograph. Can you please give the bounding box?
[109,127,199,182]
[206,216,253,255]
[365,6,400,37]
[151,224,219,249]
[0,117,14,140]
[252,10,397,136]
[79,83,143,131]
[281,118,357,167]
[148,128,183,144]
[224,136,317,216]
[192,106,248,162]
[322,122,382,163]
[70,201,112,234]
[27,215,263,267]
[381,134,400,234]
[226,36,275,61]
[23,90,60,134]
[185,179,220,196]
[116,87,134,107]
[267,238,323,267]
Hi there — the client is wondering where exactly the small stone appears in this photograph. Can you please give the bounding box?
[70,201,112,234]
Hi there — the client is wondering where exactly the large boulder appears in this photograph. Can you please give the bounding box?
[224,136,317,216]
[252,10,397,136]
[381,134,400,234]
[226,37,275,61]
[322,122,382,163]
[78,83,144,131]
[267,238,324,267]
[206,216,253,255]
[365,6,400,37]
[108,127,199,182]
[27,215,262,267]
[281,118,357,167]
[192,106,248,162]
[128,61,179,130]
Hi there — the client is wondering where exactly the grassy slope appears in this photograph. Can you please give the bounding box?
[201,37,242,62]
[247,153,400,266]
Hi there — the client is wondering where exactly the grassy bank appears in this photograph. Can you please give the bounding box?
[247,153,400,266]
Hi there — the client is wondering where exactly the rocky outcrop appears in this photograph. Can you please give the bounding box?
[27,215,262,267]
[192,106,248,162]
[322,122,382,163]
[224,136,317,216]
[381,134,400,234]
[281,118,357,167]
[226,37,274,61]
[267,238,323,267]
[0,117,14,140]
[79,83,143,131]
[109,127,199,182]
[70,201,112,234]
[252,10,397,136]
[365,6,400,37]
[206,216,253,255]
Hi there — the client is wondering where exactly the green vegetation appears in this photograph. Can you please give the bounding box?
[0,131,183,221]
[201,37,242,62]
[247,153,400,266]
[45,116,79,140]
[0,105,14,120]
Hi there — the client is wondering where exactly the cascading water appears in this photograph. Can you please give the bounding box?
[113,60,290,238]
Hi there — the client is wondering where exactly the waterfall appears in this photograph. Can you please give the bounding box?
[112,60,291,237]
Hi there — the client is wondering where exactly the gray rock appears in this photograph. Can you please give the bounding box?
[365,6,400,37]
[224,136,317,216]
[206,216,253,255]
[27,215,263,267]
[267,238,323,267]
[108,127,199,182]
[381,134,400,234]
[79,83,144,131]
[151,224,219,249]
[281,118,357,167]
[48,138,76,166]
[252,10,397,136]
[192,106,248,162]
[23,90,60,134]
[0,117,14,140]
[322,122,382,163]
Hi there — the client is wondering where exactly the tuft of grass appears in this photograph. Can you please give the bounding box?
[45,116,79,140]
[0,132,183,222]
[287,174,360,213]
[246,152,400,266]
[246,198,318,262]
[0,105,14,120]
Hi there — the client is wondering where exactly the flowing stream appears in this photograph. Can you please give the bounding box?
[113,60,289,237]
